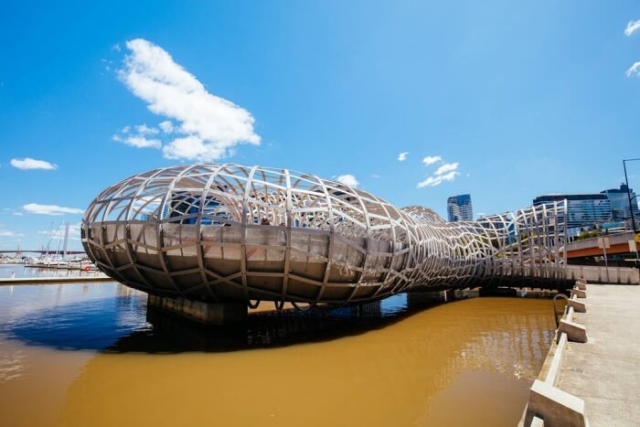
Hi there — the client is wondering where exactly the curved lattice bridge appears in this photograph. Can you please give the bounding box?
[82,164,569,321]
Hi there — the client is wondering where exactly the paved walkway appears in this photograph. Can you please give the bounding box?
[558,284,640,427]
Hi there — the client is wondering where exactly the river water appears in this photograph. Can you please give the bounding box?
[0,266,555,427]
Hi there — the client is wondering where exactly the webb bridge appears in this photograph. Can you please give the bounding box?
[81,164,571,323]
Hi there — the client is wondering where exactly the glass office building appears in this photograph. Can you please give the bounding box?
[447,194,473,222]
[532,193,611,235]
[601,184,639,221]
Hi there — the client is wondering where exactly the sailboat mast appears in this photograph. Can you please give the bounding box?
[62,222,70,258]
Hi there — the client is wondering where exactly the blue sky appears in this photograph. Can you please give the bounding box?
[1,0,639,252]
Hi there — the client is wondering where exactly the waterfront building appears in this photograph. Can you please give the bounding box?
[601,183,639,221]
[532,193,611,235]
[447,194,473,222]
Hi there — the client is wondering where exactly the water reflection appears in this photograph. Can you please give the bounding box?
[2,289,148,352]
[0,283,556,427]
[3,286,437,353]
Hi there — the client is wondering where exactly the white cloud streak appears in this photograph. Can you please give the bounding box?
[336,174,359,187]
[117,38,260,162]
[23,204,84,215]
[422,156,442,165]
[397,152,409,161]
[417,161,460,188]
[10,158,58,170]
[435,162,459,175]
[113,134,162,149]
[417,171,458,188]
[135,124,159,135]
[0,230,23,238]
[625,20,640,36]
[626,61,640,77]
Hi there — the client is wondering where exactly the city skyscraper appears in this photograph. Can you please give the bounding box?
[447,194,473,222]
[601,183,639,221]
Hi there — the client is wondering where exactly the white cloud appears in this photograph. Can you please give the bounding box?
[122,125,131,133]
[113,135,162,149]
[135,124,159,135]
[335,174,359,187]
[10,158,58,170]
[417,161,460,188]
[162,135,222,159]
[417,171,458,188]
[626,61,640,77]
[625,20,640,36]
[23,204,84,215]
[2,209,23,216]
[159,120,174,133]
[117,38,260,162]
[0,230,23,238]
[422,156,442,165]
[397,152,409,161]
[435,162,459,175]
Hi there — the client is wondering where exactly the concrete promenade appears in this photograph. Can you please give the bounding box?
[0,274,113,285]
[557,284,640,426]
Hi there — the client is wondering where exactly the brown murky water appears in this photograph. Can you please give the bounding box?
[0,280,555,427]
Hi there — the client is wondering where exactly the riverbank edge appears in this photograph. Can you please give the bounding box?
[0,275,114,285]
[517,281,590,427]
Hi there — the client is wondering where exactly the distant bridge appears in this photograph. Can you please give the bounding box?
[565,231,639,259]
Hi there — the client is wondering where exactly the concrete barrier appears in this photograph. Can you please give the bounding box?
[567,298,586,313]
[558,319,587,343]
[524,380,587,427]
[569,288,586,298]
[520,283,589,427]
[567,265,639,285]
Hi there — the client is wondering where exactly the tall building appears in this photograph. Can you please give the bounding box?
[447,194,473,222]
[532,193,611,235]
[601,183,639,221]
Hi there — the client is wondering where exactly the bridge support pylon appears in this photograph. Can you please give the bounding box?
[148,295,247,325]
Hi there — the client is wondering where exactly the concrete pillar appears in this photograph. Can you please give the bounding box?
[524,380,587,427]
[567,299,586,313]
[148,295,247,325]
[570,288,586,299]
[407,290,448,304]
[558,320,588,343]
